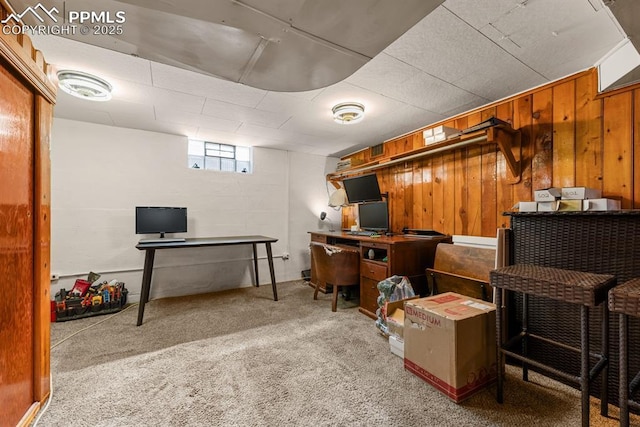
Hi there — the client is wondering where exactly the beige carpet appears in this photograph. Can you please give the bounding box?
[36,280,637,426]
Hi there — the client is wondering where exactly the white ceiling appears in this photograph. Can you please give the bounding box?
[20,0,629,157]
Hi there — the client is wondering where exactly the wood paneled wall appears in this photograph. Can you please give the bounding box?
[339,69,640,237]
[1,1,56,425]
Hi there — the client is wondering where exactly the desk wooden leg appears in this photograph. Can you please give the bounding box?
[265,242,278,301]
[252,243,259,287]
[136,249,155,326]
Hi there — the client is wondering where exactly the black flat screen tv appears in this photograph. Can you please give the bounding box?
[342,173,382,203]
[358,201,389,232]
[135,207,187,238]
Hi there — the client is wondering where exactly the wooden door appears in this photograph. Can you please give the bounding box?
[0,62,35,427]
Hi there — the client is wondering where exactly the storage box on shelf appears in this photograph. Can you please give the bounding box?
[516,201,538,212]
[517,186,620,213]
[561,187,602,200]
[534,188,562,202]
[583,198,621,211]
[327,122,521,185]
[423,125,460,145]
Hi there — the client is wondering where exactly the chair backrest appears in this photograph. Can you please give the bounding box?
[433,243,496,282]
[310,242,360,287]
[427,243,496,301]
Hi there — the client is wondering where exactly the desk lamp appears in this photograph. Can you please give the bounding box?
[319,211,336,232]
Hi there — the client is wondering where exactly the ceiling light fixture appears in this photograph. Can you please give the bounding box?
[56,70,113,102]
[332,102,365,124]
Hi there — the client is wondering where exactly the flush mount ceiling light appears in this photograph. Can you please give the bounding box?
[56,70,113,102]
[332,102,365,124]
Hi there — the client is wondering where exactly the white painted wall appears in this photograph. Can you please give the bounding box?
[50,119,337,302]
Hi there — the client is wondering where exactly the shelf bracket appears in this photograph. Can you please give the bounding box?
[328,178,341,189]
[488,127,521,184]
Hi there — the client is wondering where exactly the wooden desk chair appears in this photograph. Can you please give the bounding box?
[426,243,495,301]
[310,242,360,312]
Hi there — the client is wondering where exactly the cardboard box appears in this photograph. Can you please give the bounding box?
[537,201,559,212]
[384,297,418,339]
[389,335,404,358]
[516,201,537,212]
[583,198,621,211]
[404,293,496,403]
[424,126,460,145]
[561,187,602,200]
[557,200,583,211]
[386,306,406,339]
[433,125,459,137]
[424,135,437,145]
[425,133,448,145]
[534,188,561,202]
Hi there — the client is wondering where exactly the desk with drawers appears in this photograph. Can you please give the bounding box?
[309,231,450,318]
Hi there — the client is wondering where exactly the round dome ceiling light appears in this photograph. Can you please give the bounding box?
[56,70,113,102]
[332,102,365,124]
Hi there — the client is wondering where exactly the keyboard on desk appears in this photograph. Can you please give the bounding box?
[350,231,379,237]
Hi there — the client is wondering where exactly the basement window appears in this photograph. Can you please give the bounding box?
[188,140,252,173]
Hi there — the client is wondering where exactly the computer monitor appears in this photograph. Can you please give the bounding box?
[342,173,382,203]
[135,207,187,238]
[358,201,389,232]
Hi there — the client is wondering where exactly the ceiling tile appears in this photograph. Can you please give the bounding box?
[443,0,522,29]
[130,119,198,138]
[202,99,291,128]
[153,89,207,114]
[108,102,156,128]
[383,7,491,83]
[53,99,114,126]
[256,91,322,115]
[387,72,488,113]
[155,107,241,131]
[31,34,152,85]
[236,123,329,146]
[150,62,267,107]
[345,53,422,96]
[451,50,547,100]
[194,128,256,146]
[483,0,625,78]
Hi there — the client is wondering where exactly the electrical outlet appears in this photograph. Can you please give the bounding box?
[282,252,290,260]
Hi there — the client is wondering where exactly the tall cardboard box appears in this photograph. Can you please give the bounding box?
[404,293,496,403]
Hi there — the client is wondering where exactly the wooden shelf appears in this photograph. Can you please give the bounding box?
[328,124,522,184]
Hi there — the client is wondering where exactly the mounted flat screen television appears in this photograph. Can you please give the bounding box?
[135,207,187,240]
[342,173,382,203]
[358,201,389,232]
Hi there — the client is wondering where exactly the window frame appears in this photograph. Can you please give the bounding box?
[188,139,252,173]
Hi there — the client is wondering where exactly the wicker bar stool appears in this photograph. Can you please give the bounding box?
[609,278,640,427]
[491,264,617,427]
